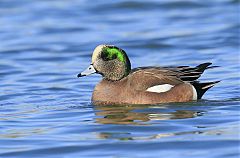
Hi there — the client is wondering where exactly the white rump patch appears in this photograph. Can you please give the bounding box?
[191,85,198,100]
[146,84,174,93]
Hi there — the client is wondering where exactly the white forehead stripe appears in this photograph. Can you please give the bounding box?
[92,45,106,63]
[146,84,174,93]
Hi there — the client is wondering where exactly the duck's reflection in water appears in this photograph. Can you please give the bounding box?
[94,104,205,140]
[94,104,204,125]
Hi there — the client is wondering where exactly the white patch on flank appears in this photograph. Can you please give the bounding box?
[146,84,174,93]
[191,85,198,100]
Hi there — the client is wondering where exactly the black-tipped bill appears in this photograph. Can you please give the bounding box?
[77,64,96,78]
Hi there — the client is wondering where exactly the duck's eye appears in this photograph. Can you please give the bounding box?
[101,52,109,61]
[111,54,117,59]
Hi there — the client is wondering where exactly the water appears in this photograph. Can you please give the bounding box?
[0,0,239,157]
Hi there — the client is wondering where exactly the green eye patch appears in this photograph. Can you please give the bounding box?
[101,47,124,62]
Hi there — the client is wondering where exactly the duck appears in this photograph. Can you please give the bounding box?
[78,44,219,105]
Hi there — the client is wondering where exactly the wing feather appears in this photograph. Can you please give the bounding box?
[128,63,215,91]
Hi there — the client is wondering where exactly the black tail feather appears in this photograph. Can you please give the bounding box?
[196,62,212,72]
[192,81,220,99]
[179,63,219,82]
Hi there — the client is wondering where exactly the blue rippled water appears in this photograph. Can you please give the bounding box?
[0,0,239,158]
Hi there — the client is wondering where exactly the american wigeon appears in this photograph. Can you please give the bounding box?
[78,44,219,105]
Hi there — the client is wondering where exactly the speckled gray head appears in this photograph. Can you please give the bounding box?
[78,45,131,81]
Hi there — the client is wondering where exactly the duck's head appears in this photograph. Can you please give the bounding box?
[78,45,131,81]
